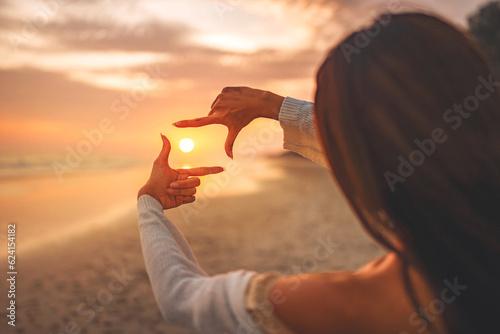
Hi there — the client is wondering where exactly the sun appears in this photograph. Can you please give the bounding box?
[179,138,194,153]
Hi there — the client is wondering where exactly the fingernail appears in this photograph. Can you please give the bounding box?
[166,188,174,194]
[170,182,179,188]
[172,122,181,127]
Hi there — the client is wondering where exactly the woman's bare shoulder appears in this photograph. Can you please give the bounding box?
[270,253,423,334]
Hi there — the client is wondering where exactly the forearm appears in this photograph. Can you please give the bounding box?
[137,195,260,333]
[138,195,201,268]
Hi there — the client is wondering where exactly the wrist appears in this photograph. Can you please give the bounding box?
[138,185,161,204]
[262,91,285,120]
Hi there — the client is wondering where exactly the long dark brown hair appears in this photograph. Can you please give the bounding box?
[315,13,500,333]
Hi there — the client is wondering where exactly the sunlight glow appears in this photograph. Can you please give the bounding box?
[179,138,194,153]
[193,33,258,53]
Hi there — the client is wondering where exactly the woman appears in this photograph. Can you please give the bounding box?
[137,13,500,334]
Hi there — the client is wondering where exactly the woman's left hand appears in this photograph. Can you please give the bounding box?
[138,134,224,210]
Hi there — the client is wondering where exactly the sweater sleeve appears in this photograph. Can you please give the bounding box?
[138,195,262,334]
[279,97,329,168]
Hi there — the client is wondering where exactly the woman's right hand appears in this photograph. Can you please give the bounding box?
[173,87,285,159]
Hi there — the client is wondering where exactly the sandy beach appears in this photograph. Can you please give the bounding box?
[1,154,385,334]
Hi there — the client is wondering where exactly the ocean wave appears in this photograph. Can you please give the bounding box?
[0,155,141,179]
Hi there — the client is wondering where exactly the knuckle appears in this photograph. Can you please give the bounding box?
[210,114,223,123]
[222,86,239,94]
[212,94,221,104]
[221,114,234,125]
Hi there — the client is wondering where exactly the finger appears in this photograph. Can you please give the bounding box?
[182,166,224,176]
[176,173,189,181]
[167,187,197,196]
[210,94,221,109]
[173,116,217,128]
[170,177,201,188]
[225,128,240,159]
[155,134,171,166]
[177,195,196,206]
[221,86,239,94]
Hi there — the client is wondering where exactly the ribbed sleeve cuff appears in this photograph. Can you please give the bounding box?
[279,97,305,150]
[137,195,163,212]
[279,96,303,128]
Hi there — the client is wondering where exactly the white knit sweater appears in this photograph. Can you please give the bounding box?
[138,97,325,334]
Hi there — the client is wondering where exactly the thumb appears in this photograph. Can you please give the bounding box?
[157,133,171,166]
[225,127,240,159]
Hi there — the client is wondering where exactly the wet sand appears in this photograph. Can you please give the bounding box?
[1,154,385,334]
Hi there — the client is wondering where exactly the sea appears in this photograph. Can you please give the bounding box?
[0,153,285,255]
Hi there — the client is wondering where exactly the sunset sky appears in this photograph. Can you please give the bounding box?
[0,0,489,169]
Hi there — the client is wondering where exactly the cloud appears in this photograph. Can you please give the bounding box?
[39,18,195,53]
[0,67,121,121]
[0,42,323,131]
[0,65,177,155]
[1,11,196,54]
[1,5,325,88]
[0,0,20,31]
[157,48,324,89]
